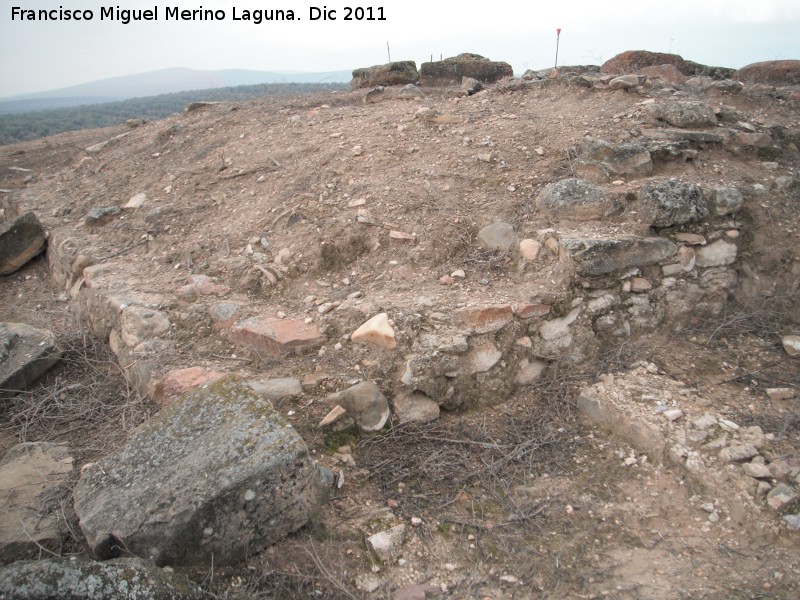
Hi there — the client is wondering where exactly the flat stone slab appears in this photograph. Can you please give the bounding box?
[0,442,74,562]
[562,237,678,277]
[0,322,63,397]
[73,376,329,566]
[230,317,326,354]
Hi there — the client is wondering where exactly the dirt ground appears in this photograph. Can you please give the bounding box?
[1,74,799,598]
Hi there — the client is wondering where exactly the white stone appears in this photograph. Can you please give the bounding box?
[367,524,406,563]
[695,240,737,267]
[351,313,396,349]
[519,239,541,261]
[782,335,800,357]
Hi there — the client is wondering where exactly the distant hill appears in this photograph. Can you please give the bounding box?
[0,81,348,145]
[0,67,352,114]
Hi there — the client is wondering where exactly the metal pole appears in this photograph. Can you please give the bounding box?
[387,42,391,63]
[554,28,561,70]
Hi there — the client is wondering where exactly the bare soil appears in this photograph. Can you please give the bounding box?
[1,76,799,598]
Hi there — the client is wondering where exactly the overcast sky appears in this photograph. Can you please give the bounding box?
[1,0,798,97]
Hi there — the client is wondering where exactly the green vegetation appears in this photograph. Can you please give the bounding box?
[0,82,347,145]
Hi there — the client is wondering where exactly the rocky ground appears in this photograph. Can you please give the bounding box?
[1,63,800,599]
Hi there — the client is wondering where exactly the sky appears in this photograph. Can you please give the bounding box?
[1,0,799,98]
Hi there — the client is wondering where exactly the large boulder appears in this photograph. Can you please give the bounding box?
[0,211,47,275]
[536,178,622,220]
[73,376,329,566]
[0,443,73,563]
[601,51,734,80]
[420,53,513,87]
[638,180,708,227]
[645,101,718,128]
[0,557,203,599]
[0,323,63,397]
[734,60,800,86]
[350,61,419,89]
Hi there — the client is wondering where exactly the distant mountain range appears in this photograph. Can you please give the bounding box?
[0,67,352,114]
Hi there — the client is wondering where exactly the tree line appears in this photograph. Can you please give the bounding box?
[0,82,348,145]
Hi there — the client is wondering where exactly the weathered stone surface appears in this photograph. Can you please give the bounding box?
[783,335,800,357]
[420,53,512,87]
[120,306,170,348]
[638,64,687,85]
[735,132,772,148]
[0,557,203,599]
[695,240,737,268]
[457,304,513,334]
[645,101,717,128]
[743,462,772,479]
[477,221,515,252]
[461,76,482,95]
[0,443,73,563]
[396,83,425,99]
[84,206,120,228]
[154,366,225,407]
[367,524,406,563]
[578,137,652,179]
[248,377,303,401]
[711,187,744,216]
[124,193,147,210]
[563,237,678,276]
[393,391,440,424]
[351,312,396,349]
[0,322,63,396]
[73,376,329,566]
[719,444,759,463]
[640,128,725,144]
[536,178,621,220]
[608,75,643,90]
[326,381,389,431]
[513,303,550,319]
[363,86,386,104]
[350,61,419,89]
[767,484,798,510]
[230,317,326,354]
[0,211,46,275]
[601,51,733,80]
[735,60,800,86]
[638,180,707,227]
[176,274,230,301]
[766,387,795,401]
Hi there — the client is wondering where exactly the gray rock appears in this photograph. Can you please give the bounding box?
[578,137,653,179]
[73,376,329,566]
[367,524,406,563]
[536,178,621,221]
[420,53,512,87]
[326,381,390,431]
[767,484,798,510]
[478,221,516,252]
[393,391,440,424]
[640,128,725,144]
[84,206,120,228]
[719,444,759,463]
[363,86,386,105]
[711,187,744,216]
[638,180,708,228]
[248,377,303,401]
[0,211,47,275]
[0,322,63,397]
[395,84,425,100]
[646,101,718,128]
[695,240,737,268]
[608,75,643,90]
[562,237,678,277]
[350,61,419,89]
[0,557,203,599]
[461,76,482,95]
[783,515,800,530]
[0,443,73,562]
